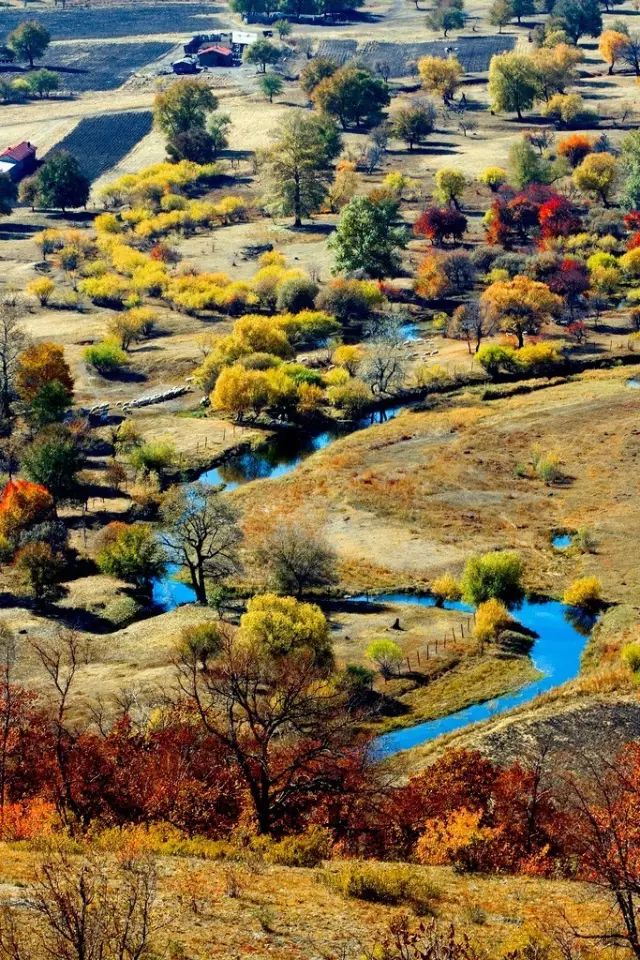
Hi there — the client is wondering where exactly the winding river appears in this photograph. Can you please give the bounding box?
[151,376,596,755]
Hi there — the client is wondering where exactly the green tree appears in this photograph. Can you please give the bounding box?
[434,167,466,209]
[552,0,602,42]
[489,0,514,31]
[0,174,16,216]
[390,98,436,150]
[22,426,82,501]
[33,152,90,212]
[330,195,407,278]
[259,73,284,102]
[427,0,466,36]
[512,0,534,20]
[159,483,242,605]
[166,128,216,164]
[488,52,539,119]
[311,66,390,130]
[460,550,524,605]
[508,137,552,187]
[14,541,65,602]
[263,112,341,227]
[620,130,640,210]
[96,521,166,591]
[208,113,232,157]
[274,18,292,38]
[178,622,223,669]
[244,39,282,73]
[153,79,218,138]
[366,638,403,679]
[25,68,59,98]
[8,20,50,68]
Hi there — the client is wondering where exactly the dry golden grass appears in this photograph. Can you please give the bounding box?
[0,843,621,960]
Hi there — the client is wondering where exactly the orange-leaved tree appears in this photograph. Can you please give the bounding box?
[598,29,630,75]
[481,275,562,347]
[15,342,73,426]
[0,478,54,546]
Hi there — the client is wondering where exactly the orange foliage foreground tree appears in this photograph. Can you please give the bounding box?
[0,478,54,546]
[15,341,73,425]
[480,275,562,347]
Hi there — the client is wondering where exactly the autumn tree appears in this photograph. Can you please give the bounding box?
[263,112,341,226]
[7,19,50,68]
[239,593,333,668]
[311,66,390,130]
[481,275,562,346]
[413,206,467,246]
[300,56,337,95]
[330,195,407,277]
[254,521,338,596]
[531,43,583,101]
[565,745,640,959]
[557,132,593,167]
[177,627,356,834]
[573,152,618,206]
[390,99,436,150]
[598,29,630,74]
[489,0,514,33]
[16,341,73,427]
[159,483,242,604]
[418,55,463,101]
[488,52,539,119]
[449,302,494,353]
[96,522,166,592]
[0,479,54,547]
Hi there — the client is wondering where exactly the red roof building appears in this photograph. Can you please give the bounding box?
[0,141,37,181]
[197,44,234,66]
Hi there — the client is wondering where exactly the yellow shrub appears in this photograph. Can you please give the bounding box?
[431,572,461,603]
[27,276,55,306]
[474,598,512,644]
[78,273,132,307]
[94,212,123,234]
[563,576,602,609]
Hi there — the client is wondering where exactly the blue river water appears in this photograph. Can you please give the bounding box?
[150,380,596,755]
[363,593,594,754]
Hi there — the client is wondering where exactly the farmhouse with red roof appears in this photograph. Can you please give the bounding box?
[0,141,37,181]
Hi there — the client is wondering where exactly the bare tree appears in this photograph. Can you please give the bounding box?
[30,631,88,827]
[254,521,338,597]
[0,852,158,960]
[159,484,242,605]
[622,34,640,76]
[361,340,407,395]
[563,748,640,958]
[449,302,496,354]
[177,631,354,834]
[0,295,28,430]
